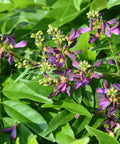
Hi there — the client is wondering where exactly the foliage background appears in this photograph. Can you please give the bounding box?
[0,0,120,144]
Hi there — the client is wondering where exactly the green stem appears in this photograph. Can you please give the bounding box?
[14,52,40,65]
[102,72,120,78]
[107,38,120,75]
[0,60,2,128]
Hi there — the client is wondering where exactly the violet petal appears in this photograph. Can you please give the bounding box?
[97,93,110,110]
[79,27,91,33]
[89,34,99,44]
[10,127,16,140]
[2,126,14,133]
[14,40,27,48]
[93,60,103,67]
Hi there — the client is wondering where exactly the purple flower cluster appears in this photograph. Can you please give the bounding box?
[2,125,17,140]
[43,45,103,98]
[69,14,120,44]
[0,34,27,65]
[96,80,120,115]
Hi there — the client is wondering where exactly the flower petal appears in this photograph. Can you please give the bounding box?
[10,127,17,140]
[89,34,99,44]
[106,59,115,64]
[105,31,111,37]
[48,92,56,98]
[97,93,110,110]
[69,29,80,40]
[72,60,80,70]
[103,80,109,93]
[14,40,27,48]
[110,28,120,35]
[92,72,103,79]
[79,27,91,33]
[108,18,118,24]
[113,83,120,91]
[61,83,66,93]
[93,60,103,67]
[73,49,82,55]
[74,80,83,89]
[2,126,14,133]
[66,85,71,96]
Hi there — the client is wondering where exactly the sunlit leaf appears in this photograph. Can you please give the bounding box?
[86,125,119,144]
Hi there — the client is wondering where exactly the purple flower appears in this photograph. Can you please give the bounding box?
[48,68,72,98]
[69,28,80,40]
[96,90,110,110]
[89,34,99,44]
[0,47,5,59]
[67,49,82,61]
[106,59,115,64]
[69,29,80,48]
[6,34,27,48]
[79,18,93,33]
[0,33,27,65]
[6,51,14,65]
[2,125,17,140]
[71,59,103,89]
[93,59,103,68]
[102,20,120,37]
[96,80,120,113]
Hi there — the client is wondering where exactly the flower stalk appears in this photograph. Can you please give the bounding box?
[107,37,120,75]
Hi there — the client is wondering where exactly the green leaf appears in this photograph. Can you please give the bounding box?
[73,0,83,11]
[70,137,90,144]
[0,3,13,13]
[14,68,30,83]
[82,85,94,108]
[1,13,28,34]
[107,0,120,9]
[34,0,89,29]
[56,123,75,144]
[3,100,48,132]
[72,116,91,135]
[3,80,53,104]
[15,137,20,144]
[86,125,120,144]
[72,32,96,61]
[2,117,34,144]
[60,102,92,117]
[90,0,107,11]
[27,135,38,144]
[42,110,75,136]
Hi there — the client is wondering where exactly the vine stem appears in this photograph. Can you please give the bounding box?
[107,37,120,75]
[0,60,2,128]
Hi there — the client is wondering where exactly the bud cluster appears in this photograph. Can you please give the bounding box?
[47,24,66,46]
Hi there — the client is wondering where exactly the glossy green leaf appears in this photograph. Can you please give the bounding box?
[15,137,20,144]
[73,0,83,11]
[0,3,13,12]
[107,0,120,9]
[34,0,90,29]
[72,116,91,135]
[82,85,94,108]
[56,123,75,144]
[42,110,75,136]
[86,125,119,144]
[27,135,38,144]
[60,102,92,117]
[70,137,90,144]
[90,0,107,11]
[1,117,34,144]
[3,80,53,104]
[3,100,48,132]
[1,13,28,34]
[72,32,96,61]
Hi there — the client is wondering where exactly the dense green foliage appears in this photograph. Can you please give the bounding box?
[0,0,120,144]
